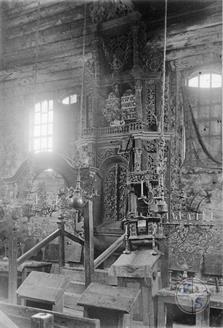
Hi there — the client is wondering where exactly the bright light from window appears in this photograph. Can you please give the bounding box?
[62,94,77,105]
[188,76,198,87]
[188,73,222,88]
[32,100,54,153]
[212,74,221,88]
[200,74,210,88]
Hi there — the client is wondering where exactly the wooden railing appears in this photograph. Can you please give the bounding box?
[8,215,84,303]
[94,234,125,269]
[82,122,148,137]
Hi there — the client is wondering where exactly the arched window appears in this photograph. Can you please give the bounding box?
[187,72,222,88]
[62,94,77,105]
[186,69,222,163]
[31,99,54,153]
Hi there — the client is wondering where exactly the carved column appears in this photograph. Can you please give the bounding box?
[134,139,142,171]
[132,25,140,69]
[135,79,143,121]
[91,36,101,128]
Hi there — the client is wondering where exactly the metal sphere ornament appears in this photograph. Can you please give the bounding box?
[69,190,85,210]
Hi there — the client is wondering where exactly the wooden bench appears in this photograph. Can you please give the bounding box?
[78,282,140,328]
[17,271,69,313]
[0,301,100,328]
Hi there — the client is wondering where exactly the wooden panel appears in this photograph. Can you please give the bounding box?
[17,271,69,303]
[203,253,223,276]
[78,282,140,313]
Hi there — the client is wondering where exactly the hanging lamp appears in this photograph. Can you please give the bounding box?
[156,0,168,215]
[70,2,87,210]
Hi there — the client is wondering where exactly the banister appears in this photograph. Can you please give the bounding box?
[94,234,124,269]
[17,229,60,266]
[64,230,84,245]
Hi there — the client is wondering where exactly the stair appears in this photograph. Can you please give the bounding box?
[62,266,118,316]
[63,267,85,316]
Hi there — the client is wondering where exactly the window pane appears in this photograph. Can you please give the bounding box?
[62,97,69,105]
[70,94,77,104]
[188,76,198,87]
[34,113,41,124]
[41,138,48,149]
[41,125,48,136]
[48,111,53,122]
[48,124,53,135]
[199,74,210,88]
[35,103,40,112]
[49,100,53,110]
[32,100,54,153]
[211,74,221,88]
[34,138,41,151]
[34,125,41,137]
[48,137,53,150]
[42,114,48,124]
[42,100,48,112]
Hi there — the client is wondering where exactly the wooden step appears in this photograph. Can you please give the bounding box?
[61,267,118,285]
[65,280,85,294]
[64,291,83,312]
[63,306,83,317]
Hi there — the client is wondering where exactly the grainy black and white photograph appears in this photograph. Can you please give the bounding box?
[0,0,222,327]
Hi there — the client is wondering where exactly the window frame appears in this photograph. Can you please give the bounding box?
[186,70,222,89]
[31,99,54,153]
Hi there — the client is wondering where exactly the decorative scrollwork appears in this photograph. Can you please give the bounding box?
[140,46,163,73]
[96,148,116,167]
[164,224,219,271]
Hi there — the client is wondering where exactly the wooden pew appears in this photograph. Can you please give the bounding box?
[0,301,100,328]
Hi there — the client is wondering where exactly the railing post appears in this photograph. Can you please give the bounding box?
[31,313,54,328]
[8,225,18,304]
[84,200,94,287]
[57,215,65,268]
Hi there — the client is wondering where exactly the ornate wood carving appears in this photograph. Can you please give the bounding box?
[121,89,136,121]
[101,31,132,74]
[103,164,127,222]
[144,80,158,130]
[164,223,223,272]
[103,84,122,125]
[88,0,134,24]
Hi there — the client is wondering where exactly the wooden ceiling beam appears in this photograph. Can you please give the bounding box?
[6,8,84,39]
